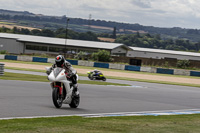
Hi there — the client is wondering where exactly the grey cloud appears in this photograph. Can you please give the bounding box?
[79,4,104,12]
[131,0,151,8]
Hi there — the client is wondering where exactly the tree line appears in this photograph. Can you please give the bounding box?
[115,33,200,52]
[0,26,98,41]
[1,13,200,42]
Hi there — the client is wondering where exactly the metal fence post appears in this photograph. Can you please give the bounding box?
[0,63,4,76]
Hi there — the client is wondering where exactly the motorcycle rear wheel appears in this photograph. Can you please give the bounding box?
[52,87,63,108]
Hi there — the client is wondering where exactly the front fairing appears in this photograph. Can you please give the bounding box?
[48,67,66,82]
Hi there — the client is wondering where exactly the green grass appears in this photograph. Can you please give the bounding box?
[4,66,200,88]
[0,21,15,25]
[0,72,130,86]
[5,66,45,73]
[1,114,200,133]
[0,72,49,82]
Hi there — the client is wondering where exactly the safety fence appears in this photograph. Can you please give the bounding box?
[1,54,200,77]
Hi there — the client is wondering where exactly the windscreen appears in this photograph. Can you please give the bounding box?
[53,67,63,78]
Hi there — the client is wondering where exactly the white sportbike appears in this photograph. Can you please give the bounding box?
[46,67,80,108]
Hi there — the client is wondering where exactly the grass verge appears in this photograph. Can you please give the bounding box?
[5,66,200,88]
[1,114,200,133]
[0,72,130,86]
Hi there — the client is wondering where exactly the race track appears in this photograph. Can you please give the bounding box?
[1,79,200,119]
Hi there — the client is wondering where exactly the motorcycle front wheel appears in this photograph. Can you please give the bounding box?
[69,92,80,108]
[52,87,63,108]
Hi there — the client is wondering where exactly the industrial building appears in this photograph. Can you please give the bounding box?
[1,33,200,67]
[0,33,130,56]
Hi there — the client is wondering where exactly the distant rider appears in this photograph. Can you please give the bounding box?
[93,69,100,77]
[51,55,78,92]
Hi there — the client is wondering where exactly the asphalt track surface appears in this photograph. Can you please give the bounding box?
[1,70,200,119]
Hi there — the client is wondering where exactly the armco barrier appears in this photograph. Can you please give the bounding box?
[0,63,4,75]
[109,63,125,70]
[32,57,48,63]
[125,65,141,71]
[5,55,17,60]
[78,60,94,67]
[94,62,109,68]
[174,69,190,76]
[157,68,174,75]
[67,60,78,65]
[17,56,32,62]
[0,54,5,59]
[190,71,200,77]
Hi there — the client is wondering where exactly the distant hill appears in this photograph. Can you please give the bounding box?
[0,9,34,16]
[0,9,200,42]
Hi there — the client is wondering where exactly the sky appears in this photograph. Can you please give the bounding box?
[0,0,200,29]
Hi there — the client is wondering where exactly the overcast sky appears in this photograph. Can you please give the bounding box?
[0,0,200,29]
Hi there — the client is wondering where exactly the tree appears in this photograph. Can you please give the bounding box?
[74,51,88,60]
[13,27,20,34]
[41,29,55,37]
[176,60,190,69]
[91,50,111,62]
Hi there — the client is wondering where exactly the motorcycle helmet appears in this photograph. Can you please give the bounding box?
[55,55,65,67]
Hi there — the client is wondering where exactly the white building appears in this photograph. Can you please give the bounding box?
[128,47,200,61]
[0,33,129,56]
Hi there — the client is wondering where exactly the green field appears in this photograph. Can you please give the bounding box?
[1,115,200,133]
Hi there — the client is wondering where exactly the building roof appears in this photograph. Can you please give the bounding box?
[130,47,200,57]
[0,33,123,50]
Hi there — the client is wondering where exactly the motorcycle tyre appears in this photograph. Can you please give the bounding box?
[90,76,94,80]
[52,87,63,108]
[69,92,80,108]
[102,77,106,81]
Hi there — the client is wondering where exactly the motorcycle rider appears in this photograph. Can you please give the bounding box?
[93,69,100,77]
[50,55,78,92]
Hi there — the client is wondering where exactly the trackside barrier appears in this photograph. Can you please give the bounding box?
[94,62,109,68]
[0,63,4,75]
[140,67,157,73]
[5,55,17,60]
[47,58,55,64]
[156,68,174,75]
[17,56,32,62]
[125,65,141,71]
[67,60,78,65]
[32,57,48,63]
[190,71,200,77]
[174,69,190,76]
[3,55,200,77]
[78,60,94,67]
[0,54,5,59]
[109,63,125,70]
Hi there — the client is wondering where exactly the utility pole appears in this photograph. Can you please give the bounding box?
[64,18,70,59]
[88,14,92,31]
